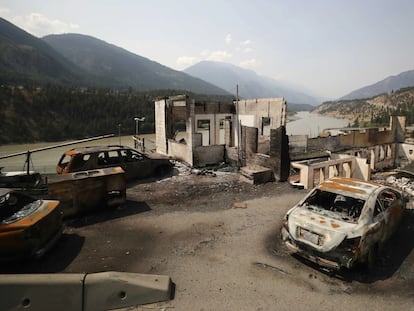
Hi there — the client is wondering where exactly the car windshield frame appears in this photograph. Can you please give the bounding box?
[0,192,43,224]
[300,189,366,223]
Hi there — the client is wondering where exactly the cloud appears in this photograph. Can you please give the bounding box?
[11,13,79,37]
[204,50,232,62]
[240,40,251,46]
[0,7,10,15]
[225,33,232,44]
[176,56,199,68]
[239,58,258,69]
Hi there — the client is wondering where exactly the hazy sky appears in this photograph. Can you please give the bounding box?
[1,0,413,98]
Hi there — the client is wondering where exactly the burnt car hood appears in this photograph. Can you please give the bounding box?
[287,206,360,252]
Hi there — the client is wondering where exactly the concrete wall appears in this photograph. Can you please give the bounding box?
[290,127,397,157]
[337,143,396,171]
[236,98,286,131]
[289,135,307,154]
[155,99,168,155]
[257,139,270,154]
[0,272,172,311]
[397,143,414,168]
[288,116,407,176]
[291,155,370,189]
[194,113,232,146]
[194,145,225,166]
[168,140,191,165]
[269,126,290,181]
[155,96,288,169]
[225,146,239,166]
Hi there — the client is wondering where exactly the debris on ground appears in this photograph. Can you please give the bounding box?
[233,202,247,209]
[373,170,414,209]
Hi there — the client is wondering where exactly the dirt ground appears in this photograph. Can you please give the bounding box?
[2,165,414,310]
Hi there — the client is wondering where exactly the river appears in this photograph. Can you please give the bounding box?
[0,112,348,173]
[286,111,350,137]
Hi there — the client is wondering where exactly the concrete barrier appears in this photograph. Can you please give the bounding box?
[0,272,173,311]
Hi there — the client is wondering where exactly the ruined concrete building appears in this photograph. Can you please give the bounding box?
[155,95,414,188]
[289,116,410,189]
[154,95,290,182]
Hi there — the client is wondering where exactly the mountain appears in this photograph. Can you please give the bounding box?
[42,33,229,95]
[340,69,414,100]
[184,61,321,108]
[0,17,83,84]
[313,86,414,126]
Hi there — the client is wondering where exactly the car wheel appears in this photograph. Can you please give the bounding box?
[155,165,171,177]
[367,243,379,272]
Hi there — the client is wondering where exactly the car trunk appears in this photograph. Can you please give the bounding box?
[288,207,360,252]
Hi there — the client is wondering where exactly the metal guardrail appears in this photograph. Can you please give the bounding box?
[0,135,115,175]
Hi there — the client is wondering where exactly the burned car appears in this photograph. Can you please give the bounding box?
[0,168,47,195]
[281,177,404,270]
[0,188,63,260]
[56,145,172,182]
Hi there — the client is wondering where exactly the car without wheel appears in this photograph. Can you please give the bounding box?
[56,145,173,182]
[0,188,63,260]
[280,177,405,270]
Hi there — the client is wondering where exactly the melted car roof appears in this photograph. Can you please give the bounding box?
[318,177,382,199]
[64,145,137,155]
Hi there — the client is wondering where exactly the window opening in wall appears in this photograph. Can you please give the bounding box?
[262,117,271,136]
[386,145,391,158]
[174,119,187,143]
[219,119,225,144]
[197,119,210,146]
[379,146,385,161]
[410,149,413,155]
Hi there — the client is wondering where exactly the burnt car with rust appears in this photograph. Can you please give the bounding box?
[56,145,172,182]
[0,168,48,196]
[280,177,405,270]
[0,188,63,260]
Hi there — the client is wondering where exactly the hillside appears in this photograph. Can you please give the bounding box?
[313,87,414,126]
[340,69,414,100]
[0,85,234,144]
[0,17,84,85]
[184,61,320,108]
[42,34,229,95]
[0,17,229,95]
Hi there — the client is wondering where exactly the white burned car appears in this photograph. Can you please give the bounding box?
[281,177,405,270]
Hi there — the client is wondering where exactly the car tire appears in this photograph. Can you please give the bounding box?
[367,243,379,272]
[156,165,171,177]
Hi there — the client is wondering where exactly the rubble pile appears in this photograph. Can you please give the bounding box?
[376,173,414,209]
[385,176,414,196]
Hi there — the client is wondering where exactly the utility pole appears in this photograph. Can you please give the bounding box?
[236,84,241,167]
[118,124,121,145]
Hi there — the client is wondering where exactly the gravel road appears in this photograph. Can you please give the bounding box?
[2,170,414,310]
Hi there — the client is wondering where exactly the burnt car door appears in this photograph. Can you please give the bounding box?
[362,199,386,257]
[377,189,404,240]
[120,149,151,180]
[96,150,125,169]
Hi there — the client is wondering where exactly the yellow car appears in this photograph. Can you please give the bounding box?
[0,188,63,260]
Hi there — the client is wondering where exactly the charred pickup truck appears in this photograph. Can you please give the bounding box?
[281,177,405,270]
